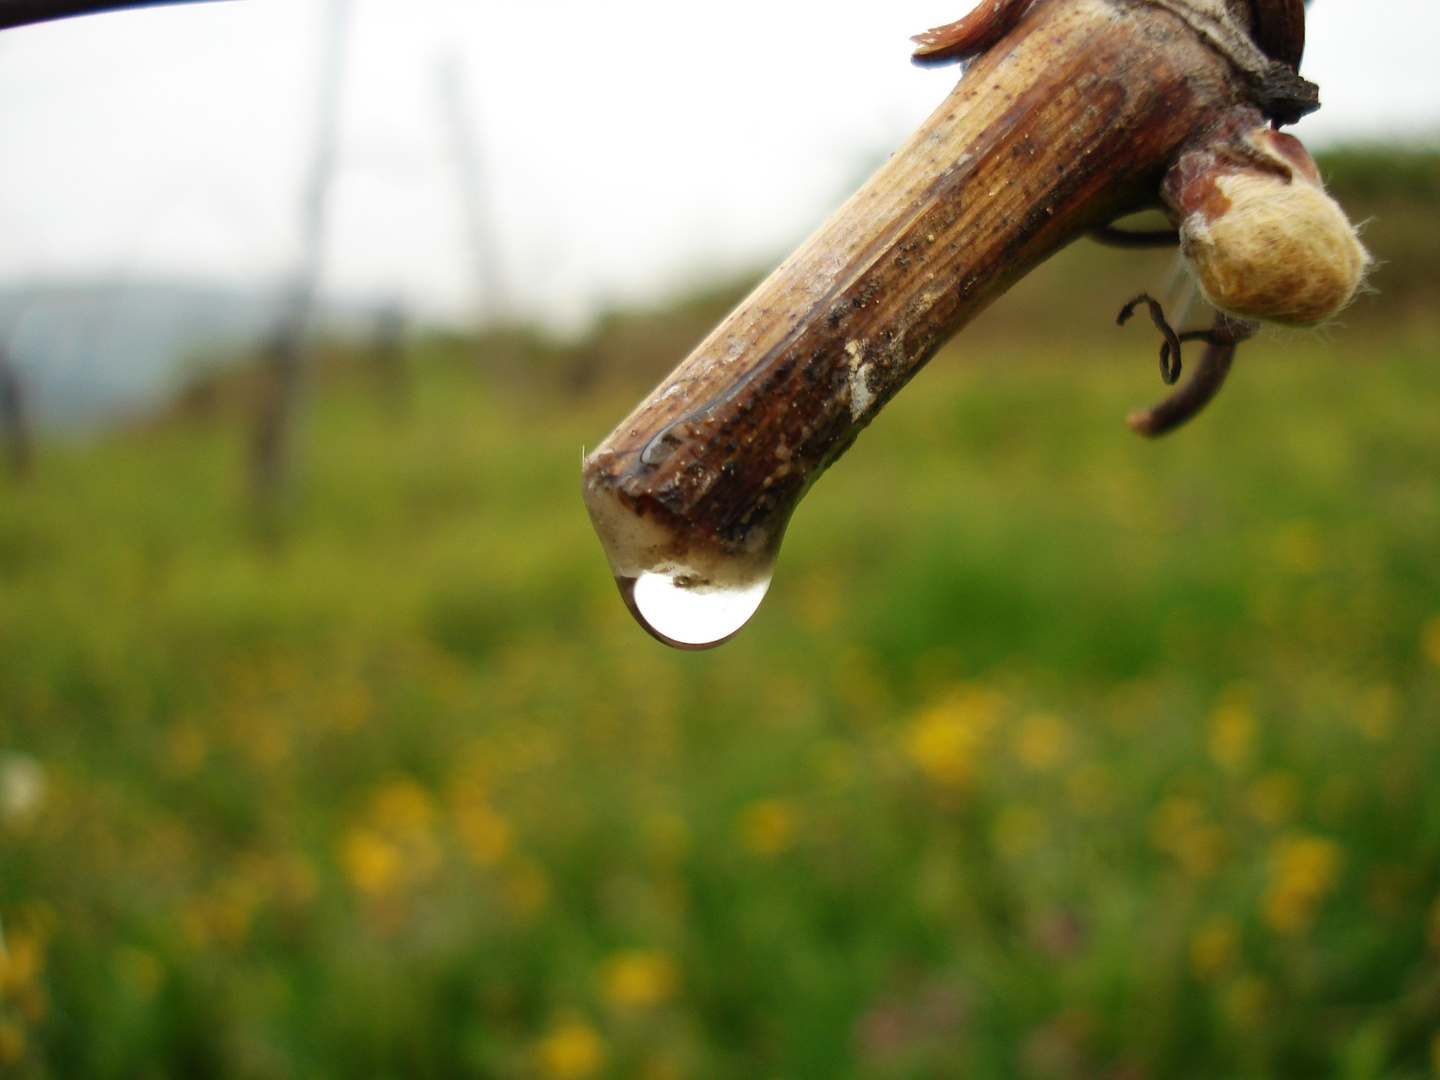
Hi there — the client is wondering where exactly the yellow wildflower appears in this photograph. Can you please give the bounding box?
[341,827,402,896]
[1430,1030,1440,1078]
[501,858,550,919]
[0,932,41,994]
[904,687,1001,789]
[455,804,512,867]
[204,874,265,949]
[1263,833,1343,934]
[340,777,443,897]
[536,1018,605,1080]
[1423,617,1440,669]
[1189,916,1238,981]
[1151,797,1226,879]
[738,799,796,857]
[1012,714,1071,772]
[1208,699,1256,772]
[0,1019,24,1065]
[370,778,435,836]
[602,949,678,1011]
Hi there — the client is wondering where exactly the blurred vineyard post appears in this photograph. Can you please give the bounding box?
[368,304,410,419]
[437,52,509,328]
[0,344,30,479]
[249,0,350,538]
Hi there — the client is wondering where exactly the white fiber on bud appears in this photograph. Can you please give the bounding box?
[1169,127,1371,327]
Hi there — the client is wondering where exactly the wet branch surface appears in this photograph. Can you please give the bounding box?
[584,0,1245,580]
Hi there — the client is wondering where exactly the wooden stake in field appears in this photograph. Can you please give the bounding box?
[250,0,349,538]
[582,0,1368,649]
[0,345,30,479]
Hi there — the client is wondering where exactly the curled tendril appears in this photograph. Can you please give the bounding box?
[1119,303,1260,438]
[1117,293,1186,385]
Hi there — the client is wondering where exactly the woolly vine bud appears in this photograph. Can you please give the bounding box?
[1163,112,1371,327]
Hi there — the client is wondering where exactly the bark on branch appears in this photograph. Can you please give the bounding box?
[577,0,1359,648]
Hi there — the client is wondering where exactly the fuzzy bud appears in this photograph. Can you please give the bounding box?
[1163,120,1370,327]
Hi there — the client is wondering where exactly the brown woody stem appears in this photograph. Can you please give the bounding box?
[583,0,1251,597]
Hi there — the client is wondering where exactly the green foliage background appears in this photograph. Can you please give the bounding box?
[1,149,1438,1079]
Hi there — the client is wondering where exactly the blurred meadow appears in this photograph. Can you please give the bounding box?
[1,148,1439,1080]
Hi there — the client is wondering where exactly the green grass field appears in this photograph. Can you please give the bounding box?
[1,285,1438,1080]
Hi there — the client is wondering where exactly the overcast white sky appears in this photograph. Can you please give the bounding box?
[0,0,1434,331]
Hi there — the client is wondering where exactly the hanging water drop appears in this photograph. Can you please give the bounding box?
[618,566,772,650]
[582,453,784,649]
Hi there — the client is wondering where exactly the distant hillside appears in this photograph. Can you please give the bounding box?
[4,148,1434,428]
[0,283,381,427]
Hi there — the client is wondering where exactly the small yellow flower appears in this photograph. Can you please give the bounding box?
[1012,714,1071,772]
[1151,796,1203,850]
[1208,700,1256,772]
[1150,797,1225,879]
[341,827,402,897]
[501,858,550,919]
[1190,916,1238,981]
[341,777,444,897]
[1430,1029,1440,1077]
[1263,833,1343,934]
[904,687,1001,789]
[738,799,797,857]
[455,804,512,867]
[536,1018,605,1080]
[602,949,678,1011]
[1423,617,1440,669]
[0,932,42,994]
[0,1019,25,1065]
[370,778,436,836]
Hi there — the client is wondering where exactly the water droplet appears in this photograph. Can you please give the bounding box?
[583,460,783,649]
[618,568,772,650]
